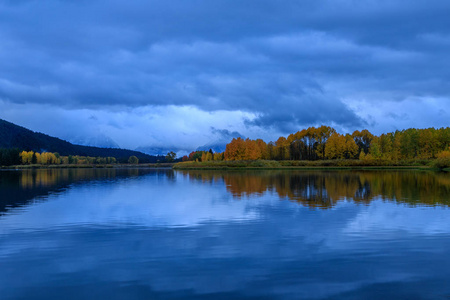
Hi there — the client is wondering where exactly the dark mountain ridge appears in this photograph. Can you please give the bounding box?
[0,119,164,163]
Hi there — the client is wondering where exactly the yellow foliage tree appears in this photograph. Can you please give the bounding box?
[225,138,246,160]
[20,151,34,164]
[345,134,359,159]
[325,133,347,159]
[213,152,223,161]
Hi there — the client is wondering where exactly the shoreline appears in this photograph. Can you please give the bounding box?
[1,162,448,172]
[173,159,449,171]
[0,163,175,170]
[173,165,434,171]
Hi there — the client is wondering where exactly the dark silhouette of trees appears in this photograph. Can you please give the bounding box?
[166,151,176,162]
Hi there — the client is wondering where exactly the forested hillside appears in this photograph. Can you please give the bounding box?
[0,119,163,163]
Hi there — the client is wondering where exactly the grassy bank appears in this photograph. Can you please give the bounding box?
[0,163,175,169]
[3,161,446,171]
[173,159,435,170]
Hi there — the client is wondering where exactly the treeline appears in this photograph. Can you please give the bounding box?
[0,149,143,166]
[181,149,224,162]
[223,126,450,162]
[180,126,450,167]
[19,151,119,165]
[0,148,21,166]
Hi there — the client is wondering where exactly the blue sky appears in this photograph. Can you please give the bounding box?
[1,0,450,152]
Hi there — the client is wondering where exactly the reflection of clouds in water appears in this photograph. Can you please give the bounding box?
[344,199,450,235]
[0,173,259,234]
[2,171,450,299]
[2,203,449,300]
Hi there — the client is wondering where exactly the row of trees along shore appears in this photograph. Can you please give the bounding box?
[0,148,141,166]
[181,126,450,167]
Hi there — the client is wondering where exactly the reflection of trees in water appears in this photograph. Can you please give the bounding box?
[180,170,450,208]
[0,168,172,215]
[277,174,331,208]
[17,168,165,189]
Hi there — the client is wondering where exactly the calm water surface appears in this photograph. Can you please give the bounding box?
[1,168,450,299]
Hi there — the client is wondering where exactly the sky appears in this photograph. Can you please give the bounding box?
[1,0,450,153]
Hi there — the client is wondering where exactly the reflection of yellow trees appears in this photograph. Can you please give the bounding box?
[181,170,450,208]
[223,174,271,197]
[19,169,126,189]
[21,169,70,189]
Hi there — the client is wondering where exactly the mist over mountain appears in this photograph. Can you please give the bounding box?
[136,146,188,157]
[195,143,227,154]
[136,130,242,157]
[196,129,244,153]
[69,134,120,149]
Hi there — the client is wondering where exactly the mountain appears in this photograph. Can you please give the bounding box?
[136,146,185,156]
[195,142,227,153]
[69,134,120,148]
[195,129,244,153]
[0,119,164,163]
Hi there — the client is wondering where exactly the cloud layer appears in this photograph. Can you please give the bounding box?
[1,0,450,149]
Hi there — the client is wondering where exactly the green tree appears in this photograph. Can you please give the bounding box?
[166,151,176,162]
[31,152,37,164]
[128,156,139,164]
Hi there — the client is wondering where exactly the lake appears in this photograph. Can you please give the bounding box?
[1,168,450,299]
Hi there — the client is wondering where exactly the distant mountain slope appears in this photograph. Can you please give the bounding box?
[195,142,226,154]
[0,119,164,163]
[69,134,120,148]
[136,146,184,156]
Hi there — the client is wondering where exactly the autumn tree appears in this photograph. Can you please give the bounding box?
[352,129,374,155]
[434,147,450,169]
[256,139,268,159]
[368,137,382,159]
[20,151,34,164]
[201,151,213,162]
[274,137,290,160]
[225,137,246,160]
[325,133,346,159]
[188,151,204,161]
[315,126,336,159]
[222,125,450,163]
[379,133,394,160]
[213,152,224,161]
[345,134,359,159]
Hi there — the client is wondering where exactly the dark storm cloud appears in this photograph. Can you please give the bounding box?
[1,0,450,132]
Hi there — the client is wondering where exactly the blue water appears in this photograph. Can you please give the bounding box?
[1,168,450,299]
